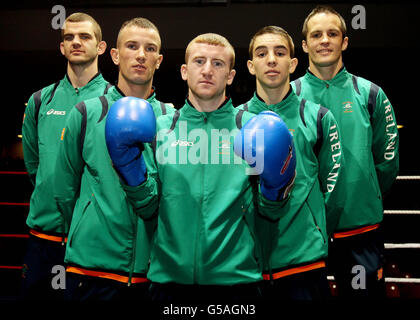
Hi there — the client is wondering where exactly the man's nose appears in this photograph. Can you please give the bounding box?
[202,61,213,75]
[320,32,330,44]
[267,51,277,65]
[72,36,82,47]
[136,47,146,61]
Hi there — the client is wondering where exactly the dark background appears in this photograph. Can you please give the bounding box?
[0,0,419,300]
[0,0,419,176]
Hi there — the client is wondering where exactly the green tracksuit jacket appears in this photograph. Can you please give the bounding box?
[54,85,173,278]
[22,73,111,236]
[125,98,286,285]
[292,67,399,232]
[238,89,343,273]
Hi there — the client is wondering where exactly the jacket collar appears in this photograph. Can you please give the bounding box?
[109,83,156,102]
[252,85,298,113]
[182,96,233,118]
[305,66,348,87]
[64,72,103,90]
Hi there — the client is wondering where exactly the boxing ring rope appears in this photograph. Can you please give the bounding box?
[385,210,420,215]
[396,176,420,180]
[327,276,420,283]
[0,171,419,286]
[385,243,420,249]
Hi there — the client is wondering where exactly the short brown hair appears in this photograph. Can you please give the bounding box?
[302,5,347,40]
[185,33,235,70]
[116,17,161,50]
[61,12,102,42]
[248,25,295,59]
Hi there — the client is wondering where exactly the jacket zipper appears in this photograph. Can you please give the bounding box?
[193,114,208,283]
[128,215,139,286]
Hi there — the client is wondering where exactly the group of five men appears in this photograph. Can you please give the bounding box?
[21,5,399,301]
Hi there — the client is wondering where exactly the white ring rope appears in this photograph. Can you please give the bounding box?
[384,210,420,215]
[396,176,420,180]
[326,243,420,285]
[327,276,420,284]
[384,243,420,249]
[385,278,420,284]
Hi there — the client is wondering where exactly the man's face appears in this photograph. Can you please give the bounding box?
[247,33,297,90]
[302,12,348,68]
[60,21,103,65]
[111,26,163,86]
[181,42,235,102]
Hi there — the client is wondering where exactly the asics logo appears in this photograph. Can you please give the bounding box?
[171,140,194,147]
[46,109,66,116]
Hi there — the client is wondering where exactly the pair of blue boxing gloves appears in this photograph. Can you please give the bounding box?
[105,97,296,202]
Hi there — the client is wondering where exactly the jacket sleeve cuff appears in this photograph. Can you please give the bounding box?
[257,186,290,222]
[122,175,158,219]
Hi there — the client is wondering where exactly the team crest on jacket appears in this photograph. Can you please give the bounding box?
[342,101,353,113]
[280,145,293,175]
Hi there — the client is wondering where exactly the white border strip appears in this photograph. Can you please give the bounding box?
[384,210,420,215]
[385,243,420,249]
[327,276,420,284]
[396,176,420,180]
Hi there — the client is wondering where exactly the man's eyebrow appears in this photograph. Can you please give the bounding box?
[78,32,93,38]
[310,28,340,34]
[124,40,158,46]
[254,45,267,51]
[274,45,287,50]
[254,45,287,51]
[63,32,93,37]
[191,55,205,60]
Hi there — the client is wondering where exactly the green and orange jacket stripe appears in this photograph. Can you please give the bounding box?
[66,266,148,284]
[263,261,326,281]
[22,74,110,236]
[333,223,380,239]
[292,67,399,233]
[30,229,67,243]
[238,89,343,275]
[54,86,174,279]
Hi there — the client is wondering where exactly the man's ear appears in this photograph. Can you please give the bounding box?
[247,60,256,76]
[60,42,65,56]
[227,68,236,85]
[289,57,298,74]
[180,64,188,81]
[341,36,349,52]
[302,40,308,54]
[156,54,163,69]
[97,41,107,55]
[110,48,119,66]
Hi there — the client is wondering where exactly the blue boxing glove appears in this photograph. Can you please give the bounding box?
[234,111,296,201]
[105,97,156,186]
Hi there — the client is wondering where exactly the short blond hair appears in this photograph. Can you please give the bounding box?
[302,5,347,40]
[61,12,102,43]
[116,17,161,50]
[185,33,235,70]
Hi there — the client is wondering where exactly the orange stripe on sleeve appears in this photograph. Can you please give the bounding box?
[333,223,380,239]
[263,261,326,281]
[66,266,148,284]
[30,229,67,243]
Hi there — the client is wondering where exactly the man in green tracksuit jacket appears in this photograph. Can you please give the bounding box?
[21,13,110,300]
[115,33,295,302]
[292,5,399,298]
[239,26,343,300]
[53,17,173,300]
